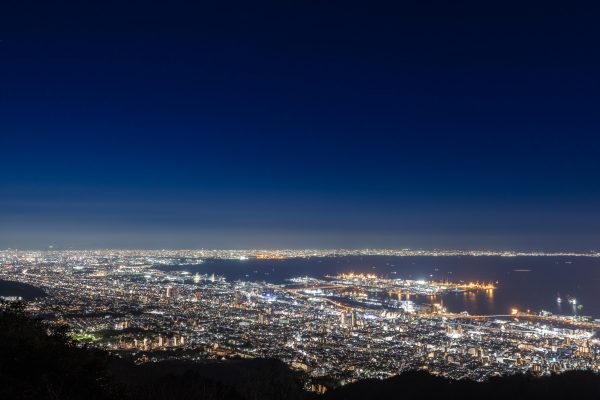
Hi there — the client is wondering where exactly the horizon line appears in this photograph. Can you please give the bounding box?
[2,248,599,256]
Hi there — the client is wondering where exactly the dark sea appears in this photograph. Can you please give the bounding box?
[163,256,600,319]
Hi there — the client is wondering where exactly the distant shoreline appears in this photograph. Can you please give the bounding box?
[1,249,600,258]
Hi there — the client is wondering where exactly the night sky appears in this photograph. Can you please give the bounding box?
[1,1,600,250]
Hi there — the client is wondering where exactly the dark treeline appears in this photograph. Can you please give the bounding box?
[324,370,600,400]
[0,302,120,400]
[0,280,46,300]
[1,304,598,400]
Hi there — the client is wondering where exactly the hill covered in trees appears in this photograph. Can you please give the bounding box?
[323,369,599,400]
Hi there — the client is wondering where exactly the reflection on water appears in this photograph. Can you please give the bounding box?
[161,256,600,318]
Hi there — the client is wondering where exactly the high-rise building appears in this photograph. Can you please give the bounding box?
[340,311,346,327]
[193,273,201,284]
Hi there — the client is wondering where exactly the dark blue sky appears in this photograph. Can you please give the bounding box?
[1,1,600,250]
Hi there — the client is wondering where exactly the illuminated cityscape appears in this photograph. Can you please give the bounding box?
[1,249,598,390]
[2,1,600,398]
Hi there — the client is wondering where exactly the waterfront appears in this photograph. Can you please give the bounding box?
[161,256,600,319]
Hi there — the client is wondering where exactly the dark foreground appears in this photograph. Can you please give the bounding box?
[1,303,598,400]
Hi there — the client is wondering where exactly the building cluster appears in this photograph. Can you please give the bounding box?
[1,248,599,263]
[0,249,598,388]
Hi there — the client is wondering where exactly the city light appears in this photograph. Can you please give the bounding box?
[1,248,598,385]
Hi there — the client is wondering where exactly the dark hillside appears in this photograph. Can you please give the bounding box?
[324,369,600,400]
